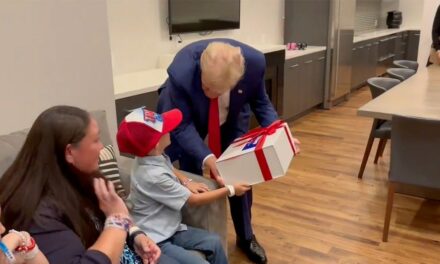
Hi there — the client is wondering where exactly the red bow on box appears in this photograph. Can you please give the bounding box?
[232,120,296,181]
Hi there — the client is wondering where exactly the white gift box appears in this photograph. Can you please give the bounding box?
[216,121,297,185]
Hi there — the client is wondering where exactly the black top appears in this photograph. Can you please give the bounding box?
[433,5,440,51]
[29,200,111,264]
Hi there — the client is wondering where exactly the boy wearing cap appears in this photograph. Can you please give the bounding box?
[117,107,250,264]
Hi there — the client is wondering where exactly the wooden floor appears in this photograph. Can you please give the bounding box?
[227,87,440,264]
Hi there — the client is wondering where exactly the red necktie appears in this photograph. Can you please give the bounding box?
[208,97,222,158]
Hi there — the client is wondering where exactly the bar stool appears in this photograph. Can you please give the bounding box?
[358,77,401,179]
[387,68,416,81]
[393,60,419,71]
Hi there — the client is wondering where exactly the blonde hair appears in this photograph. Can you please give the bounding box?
[200,42,245,94]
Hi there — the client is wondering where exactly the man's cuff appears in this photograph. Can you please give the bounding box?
[202,154,215,170]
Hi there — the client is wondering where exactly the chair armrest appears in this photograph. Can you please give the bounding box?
[117,155,134,196]
[180,171,228,255]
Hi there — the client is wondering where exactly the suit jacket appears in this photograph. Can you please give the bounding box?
[157,38,278,167]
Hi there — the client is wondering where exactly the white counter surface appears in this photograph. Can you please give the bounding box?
[285,46,327,60]
[114,69,168,100]
[354,28,420,43]
[114,44,327,99]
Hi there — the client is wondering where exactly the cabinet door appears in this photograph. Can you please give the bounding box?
[352,45,363,88]
[115,92,159,126]
[369,41,379,78]
[303,57,314,110]
[361,44,370,84]
[283,58,302,119]
[394,33,404,60]
[312,54,326,106]
[407,30,420,61]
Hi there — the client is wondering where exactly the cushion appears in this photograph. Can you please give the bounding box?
[99,145,127,199]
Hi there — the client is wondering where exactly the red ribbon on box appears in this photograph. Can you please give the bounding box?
[232,120,296,181]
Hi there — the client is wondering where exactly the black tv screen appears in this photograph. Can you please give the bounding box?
[168,0,240,34]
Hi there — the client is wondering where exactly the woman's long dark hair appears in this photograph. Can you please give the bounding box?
[0,105,104,247]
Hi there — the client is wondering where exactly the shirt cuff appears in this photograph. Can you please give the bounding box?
[201,154,215,169]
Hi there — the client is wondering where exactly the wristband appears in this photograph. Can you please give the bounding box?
[129,226,141,236]
[127,230,147,250]
[226,185,235,197]
[104,214,132,232]
[16,237,35,253]
[0,241,16,263]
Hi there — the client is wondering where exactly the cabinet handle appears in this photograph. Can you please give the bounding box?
[352,48,357,51]
[289,64,299,68]
[414,33,420,36]
[318,57,325,61]
[305,60,313,64]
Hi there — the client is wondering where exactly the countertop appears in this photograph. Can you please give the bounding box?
[114,44,327,99]
[354,27,420,43]
[285,46,327,60]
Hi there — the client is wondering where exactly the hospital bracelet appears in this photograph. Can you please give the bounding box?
[104,214,133,232]
[0,241,16,263]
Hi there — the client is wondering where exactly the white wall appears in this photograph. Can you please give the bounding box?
[0,1,117,142]
[418,0,440,65]
[399,0,424,28]
[107,0,284,75]
[379,0,399,28]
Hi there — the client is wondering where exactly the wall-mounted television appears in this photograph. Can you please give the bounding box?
[168,0,240,34]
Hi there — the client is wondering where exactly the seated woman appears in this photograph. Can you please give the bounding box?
[0,105,161,264]
[1,206,48,264]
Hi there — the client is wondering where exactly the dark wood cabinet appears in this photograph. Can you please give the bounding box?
[283,51,326,120]
[351,40,378,89]
[350,30,420,90]
[115,92,159,126]
[407,30,420,61]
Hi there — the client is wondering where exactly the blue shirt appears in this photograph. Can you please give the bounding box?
[128,154,191,243]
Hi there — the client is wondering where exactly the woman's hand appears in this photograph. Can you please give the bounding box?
[133,234,161,264]
[93,178,129,217]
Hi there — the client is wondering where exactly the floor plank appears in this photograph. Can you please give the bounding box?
[227,87,440,263]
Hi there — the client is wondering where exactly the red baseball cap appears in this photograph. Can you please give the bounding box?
[117,107,182,157]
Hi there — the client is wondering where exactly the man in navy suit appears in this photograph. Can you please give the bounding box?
[158,39,299,264]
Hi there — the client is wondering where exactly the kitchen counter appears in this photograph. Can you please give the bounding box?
[114,44,327,99]
[354,28,420,43]
[285,46,327,60]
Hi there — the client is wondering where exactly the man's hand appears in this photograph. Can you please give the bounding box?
[204,156,225,186]
[134,234,161,264]
[186,181,210,193]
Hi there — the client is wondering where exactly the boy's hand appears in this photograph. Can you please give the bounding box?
[134,234,161,264]
[186,182,210,193]
[233,183,251,196]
